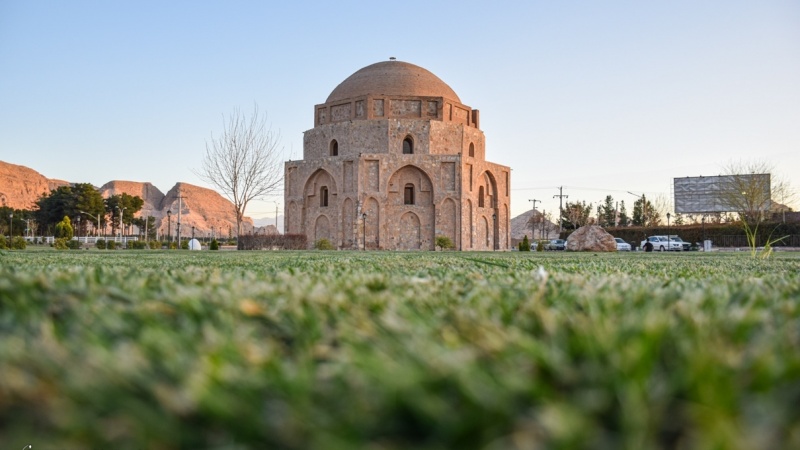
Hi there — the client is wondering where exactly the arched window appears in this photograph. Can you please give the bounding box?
[468,143,475,157]
[330,140,338,156]
[404,184,415,205]
[478,186,485,208]
[402,136,413,154]
[320,186,329,207]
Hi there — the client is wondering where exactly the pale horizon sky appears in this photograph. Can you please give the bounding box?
[1,1,798,227]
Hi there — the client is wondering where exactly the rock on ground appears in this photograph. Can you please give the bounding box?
[565,225,617,252]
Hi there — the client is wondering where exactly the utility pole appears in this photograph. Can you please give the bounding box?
[554,187,568,234]
[528,199,540,240]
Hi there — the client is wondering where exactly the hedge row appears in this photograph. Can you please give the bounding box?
[566,222,800,248]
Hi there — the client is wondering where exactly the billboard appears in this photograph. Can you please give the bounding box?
[674,174,771,214]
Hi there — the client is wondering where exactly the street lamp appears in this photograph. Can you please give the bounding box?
[492,213,497,251]
[167,210,172,245]
[191,226,195,240]
[274,201,279,232]
[362,212,367,250]
[77,216,81,243]
[666,212,671,249]
[8,213,12,237]
[79,210,101,238]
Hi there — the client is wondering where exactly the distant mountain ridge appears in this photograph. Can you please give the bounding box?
[0,160,255,236]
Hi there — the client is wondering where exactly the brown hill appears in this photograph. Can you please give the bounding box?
[0,160,255,237]
[157,183,254,239]
[0,161,69,209]
[510,209,558,241]
[99,180,165,213]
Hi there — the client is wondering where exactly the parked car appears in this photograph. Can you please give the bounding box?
[546,239,566,251]
[614,237,631,251]
[640,236,682,252]
[669,236,691,251]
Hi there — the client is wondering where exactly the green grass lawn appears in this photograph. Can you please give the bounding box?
[1,250,799,449]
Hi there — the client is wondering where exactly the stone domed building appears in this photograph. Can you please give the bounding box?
[284,59,510,250]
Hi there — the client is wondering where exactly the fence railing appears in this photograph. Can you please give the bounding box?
[23,236,140,244]
[712,235,800,248]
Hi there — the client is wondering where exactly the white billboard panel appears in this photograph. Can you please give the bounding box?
[674,174,771,214]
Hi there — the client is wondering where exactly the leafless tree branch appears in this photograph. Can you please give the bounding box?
[195,105,283,245]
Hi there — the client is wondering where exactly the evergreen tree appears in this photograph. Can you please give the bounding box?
[599,195,616,227]
[632,196,657,226]
[55,216,74,239]
[618,201,629,227]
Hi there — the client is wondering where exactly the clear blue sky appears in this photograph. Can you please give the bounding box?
[1,0,798,223]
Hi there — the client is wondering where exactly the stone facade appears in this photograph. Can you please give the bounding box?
[284,60,511,250]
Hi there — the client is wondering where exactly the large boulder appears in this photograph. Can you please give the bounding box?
[565,225,617,252]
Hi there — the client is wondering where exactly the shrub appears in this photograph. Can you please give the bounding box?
[169,242,178,250]
[520,235,531,251]
[54,238,69,250]
[210,239,220,250]
[10,236,26,250]
[55,216,74,240]
[435,235,455,251]
[148,240,161,250]
[96,239,106,250]
[181,240,189,250]
[107,240,116,250]
[536,240,544,252]
[128,240,147,250]
[67,240,81,250]
[0,236,6,249]
[314,238,334,250]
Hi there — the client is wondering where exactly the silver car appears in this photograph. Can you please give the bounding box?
[614,237,631,251]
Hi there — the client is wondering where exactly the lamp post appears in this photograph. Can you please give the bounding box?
[191,226,195,240]
[362,213,367,251]
[666,212,671,250]
[77,216,81,243]
[492,213,497,251]
[211,225,215,241]
[9,213,12,237]
[274,201,279,232]
[79,210,101,238]
[167,210,172,246]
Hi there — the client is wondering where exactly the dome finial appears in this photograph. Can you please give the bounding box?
[389,56,396,61]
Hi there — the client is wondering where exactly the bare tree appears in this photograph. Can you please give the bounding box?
[196,105,282,246]
[720,160,794,224]
[719,160,795,256]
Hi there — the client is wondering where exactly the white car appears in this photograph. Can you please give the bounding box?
[640,235,683,252]
[614,237,631,251]
[669,236,691,251]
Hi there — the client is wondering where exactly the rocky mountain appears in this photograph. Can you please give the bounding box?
[0,160,255,237]
[510,209,559,241]
[0,161,70,209]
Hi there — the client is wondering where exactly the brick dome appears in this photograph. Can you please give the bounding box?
[326,60,461,104]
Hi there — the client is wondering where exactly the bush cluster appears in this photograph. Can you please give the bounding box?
[435,235,455,251]
[314,238,334,250]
